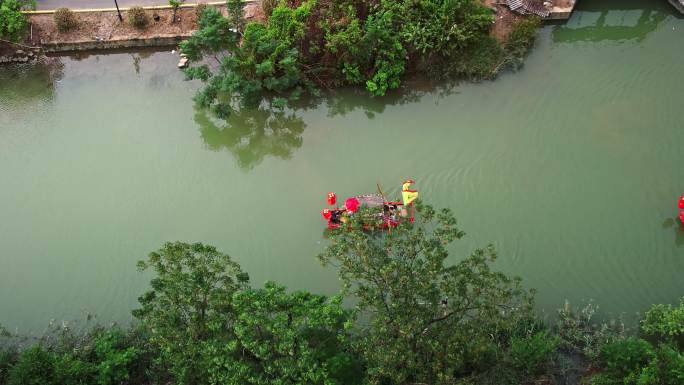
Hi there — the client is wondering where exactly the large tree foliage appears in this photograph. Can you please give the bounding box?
[318,202,534,385]
[0,0,34,42]
[133,242,358,385]
[133,242,250,385]
[181,0,317,116]
[181,0,517,116]
[203,282,360,385]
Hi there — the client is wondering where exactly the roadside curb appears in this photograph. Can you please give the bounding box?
[41,34,192,52]
[23,0,255,14]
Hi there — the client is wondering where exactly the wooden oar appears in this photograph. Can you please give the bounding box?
[377,183,392,233]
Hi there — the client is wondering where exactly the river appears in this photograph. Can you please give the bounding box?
[1,0,683,331]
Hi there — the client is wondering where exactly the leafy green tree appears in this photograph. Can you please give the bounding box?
[203,281,360,385]
[91,329,139,385]
[321,0,499,94]
[350,9,405,97]
[318,202,533,385]
[590,299,684,385]
[378,0,495,78]
[133,242,249,385]
[133,241,358,385]
[320,0,405,97]
[169,0,180,23]
[598,338,654,383]
[0,0,34,42]
[182,0,316,116]
[181,0,534,113]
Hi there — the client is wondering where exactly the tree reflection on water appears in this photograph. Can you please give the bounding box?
[552,0,672,44]
[662,217,684,247]
[193,80,456,170]
[195,106,306,170]
[0,57,64,105]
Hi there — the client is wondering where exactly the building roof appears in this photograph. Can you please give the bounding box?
[506,0,551,18]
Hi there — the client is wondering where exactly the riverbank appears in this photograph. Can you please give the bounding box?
[1,0,534,62]
[29,2,260,53]
[0,1,261,60]
[29,7,201,53]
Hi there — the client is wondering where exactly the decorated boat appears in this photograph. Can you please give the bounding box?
[321,180,419,230]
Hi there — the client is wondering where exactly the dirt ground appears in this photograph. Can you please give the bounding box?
[481,0,526,42]
[25,2,261,46]
[481,0,574,41]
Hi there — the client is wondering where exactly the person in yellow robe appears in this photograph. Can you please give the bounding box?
[401,179,419,206]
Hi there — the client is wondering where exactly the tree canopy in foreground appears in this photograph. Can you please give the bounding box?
[318,202,534,384]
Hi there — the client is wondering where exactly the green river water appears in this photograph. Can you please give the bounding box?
[1,0,683,331]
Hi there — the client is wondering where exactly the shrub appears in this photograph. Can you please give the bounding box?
[0,0,34,42]
[7,346,55,385]
[639,343,684,385]
[506,17,541,56]
[92,329,139,385]
[589,372,620,385]
[0,348,18,385]
[53,8,78,32]
[52,354,95,384]
[509,330,559,376]
[182,1,315,113]
[642,297,684,340]
[443,35,504,79]
[555,301,626,360]
[600,338,654,379]
[127,6,149,29]
[505,16,541,68]
[593,342,684,385]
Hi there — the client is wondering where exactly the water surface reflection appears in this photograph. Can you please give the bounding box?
[194,81,458,170]
[553,0,673,43]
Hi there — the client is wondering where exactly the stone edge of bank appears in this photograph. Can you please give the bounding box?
[41,34,193,53]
